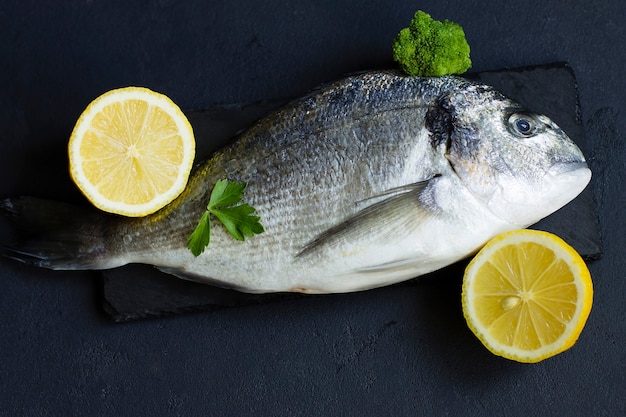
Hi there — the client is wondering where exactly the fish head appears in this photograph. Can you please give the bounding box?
[439,81,591,227]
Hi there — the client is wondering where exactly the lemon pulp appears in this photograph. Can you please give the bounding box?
[462,230,593,363]
[68,87,195,217]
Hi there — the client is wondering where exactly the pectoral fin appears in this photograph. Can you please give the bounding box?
[296,178,438,259]
[353,257,428,275]
[156,266,248,291]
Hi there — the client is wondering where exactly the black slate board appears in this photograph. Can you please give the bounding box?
[102,63,601,322]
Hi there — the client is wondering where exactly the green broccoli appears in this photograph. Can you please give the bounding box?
[392,10,471,77]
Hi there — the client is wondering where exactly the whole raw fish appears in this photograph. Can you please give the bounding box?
[1,71,591,293]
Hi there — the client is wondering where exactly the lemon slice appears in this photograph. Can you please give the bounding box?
[462,229,593,363]
[68,87,195,217]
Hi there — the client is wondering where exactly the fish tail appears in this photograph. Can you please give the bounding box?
[1,196,120,270]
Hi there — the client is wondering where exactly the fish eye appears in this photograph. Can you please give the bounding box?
[516,118,531,133]
[508,113,540,138]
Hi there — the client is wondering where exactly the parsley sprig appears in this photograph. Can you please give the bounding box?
[187,179,264,256]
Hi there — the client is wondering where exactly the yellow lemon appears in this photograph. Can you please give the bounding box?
[462,229,593,363]
[68,87,195,217]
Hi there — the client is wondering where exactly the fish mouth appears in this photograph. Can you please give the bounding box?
[545,160,592,208]
[547,161,589,176]
[486,159,591,228]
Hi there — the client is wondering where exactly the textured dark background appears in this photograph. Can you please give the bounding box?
[0,1,624,416]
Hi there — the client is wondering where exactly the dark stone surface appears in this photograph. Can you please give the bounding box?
[1,2,624,416]
[102,63,602,322]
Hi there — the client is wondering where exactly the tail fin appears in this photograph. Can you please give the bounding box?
[1,196,114,270]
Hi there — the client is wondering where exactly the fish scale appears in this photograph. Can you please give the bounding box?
[1,71,590,294]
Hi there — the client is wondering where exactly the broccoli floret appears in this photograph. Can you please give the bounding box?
[392,10,471,77]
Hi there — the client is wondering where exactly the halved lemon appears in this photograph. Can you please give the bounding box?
[68,87,195,217]
[462,229,593,363]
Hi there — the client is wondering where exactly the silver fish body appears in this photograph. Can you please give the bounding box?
[2,71,591,293]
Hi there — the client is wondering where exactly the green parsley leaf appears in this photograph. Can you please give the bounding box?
[210,203,264,241]
[187,179,264,256]
[208,178,245,208]
[187,211,211,257]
